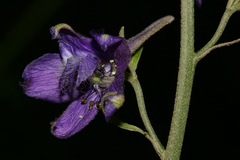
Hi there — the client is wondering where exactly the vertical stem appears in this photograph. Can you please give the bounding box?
[164,0,196,159]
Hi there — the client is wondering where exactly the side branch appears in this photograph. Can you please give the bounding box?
[127,71,165,159]
[196,4,235,60]
[196,38,240,62]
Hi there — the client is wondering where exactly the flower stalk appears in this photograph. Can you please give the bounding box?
[196,6,235,61]
[196,0,240,62]
[164,0,196,159]
[127,67,165,159]
[164,0,240,159]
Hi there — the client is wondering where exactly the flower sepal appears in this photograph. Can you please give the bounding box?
[107,94,125,109]
[99,92,125,110]
[128,46,144,72]
[100,92,125,121]
[51,23,74,39]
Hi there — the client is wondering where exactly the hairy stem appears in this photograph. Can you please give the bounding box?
[196,6,234,61]
[110,116,163,158]
[127,71,165,159]
[196,37,240,61]
[164,0,196,159]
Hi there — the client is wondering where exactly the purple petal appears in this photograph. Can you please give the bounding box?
[51,91,100,138]
[113,38,131,75]
[60,54,98,94]
[103,101,116,121]
[102,61,128,120]
[21,54,78,103]
[90,29,123,52]
[76,54,99,86]
[91,33,131,120]
[103,94,125,121]
[107,38,131,93]
[51,24,99,64]
[103,74,126,121]
[60,56,80,95]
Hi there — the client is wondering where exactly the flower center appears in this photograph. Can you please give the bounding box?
[80,59,118,110]
[88,59,117,91]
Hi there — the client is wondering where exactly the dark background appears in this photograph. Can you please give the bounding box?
[1,0,239,159]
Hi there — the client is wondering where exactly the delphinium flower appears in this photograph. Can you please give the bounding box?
[21,24,131,138]
[21,16,174,138]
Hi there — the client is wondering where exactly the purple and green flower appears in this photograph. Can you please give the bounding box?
[21,16,174,138]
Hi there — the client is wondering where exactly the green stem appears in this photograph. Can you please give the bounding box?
[196,5,235,61]
[110,116,163,158]
[196,37,240,61]
[164,0,196,159]
[127,71,165,159]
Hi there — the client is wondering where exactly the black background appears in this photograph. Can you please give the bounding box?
[1,0,240,159]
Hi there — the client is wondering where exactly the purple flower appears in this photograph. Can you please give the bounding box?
[21,16,174,138]
[21,24,131,138]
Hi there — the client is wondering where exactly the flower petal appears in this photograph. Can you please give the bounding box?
[51,91,100,138]
[21,54,77,103]
[92,30,131,91]
[76,54,99,86]
[103,94,125,121]
[107,38,131,93]
[60,56,81,95]
[51,24,99,64]
[91,32,131,121]
[113,38,131,76]
[101,63,128,121]
[90,29,123,52]
[60,54,99,94]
